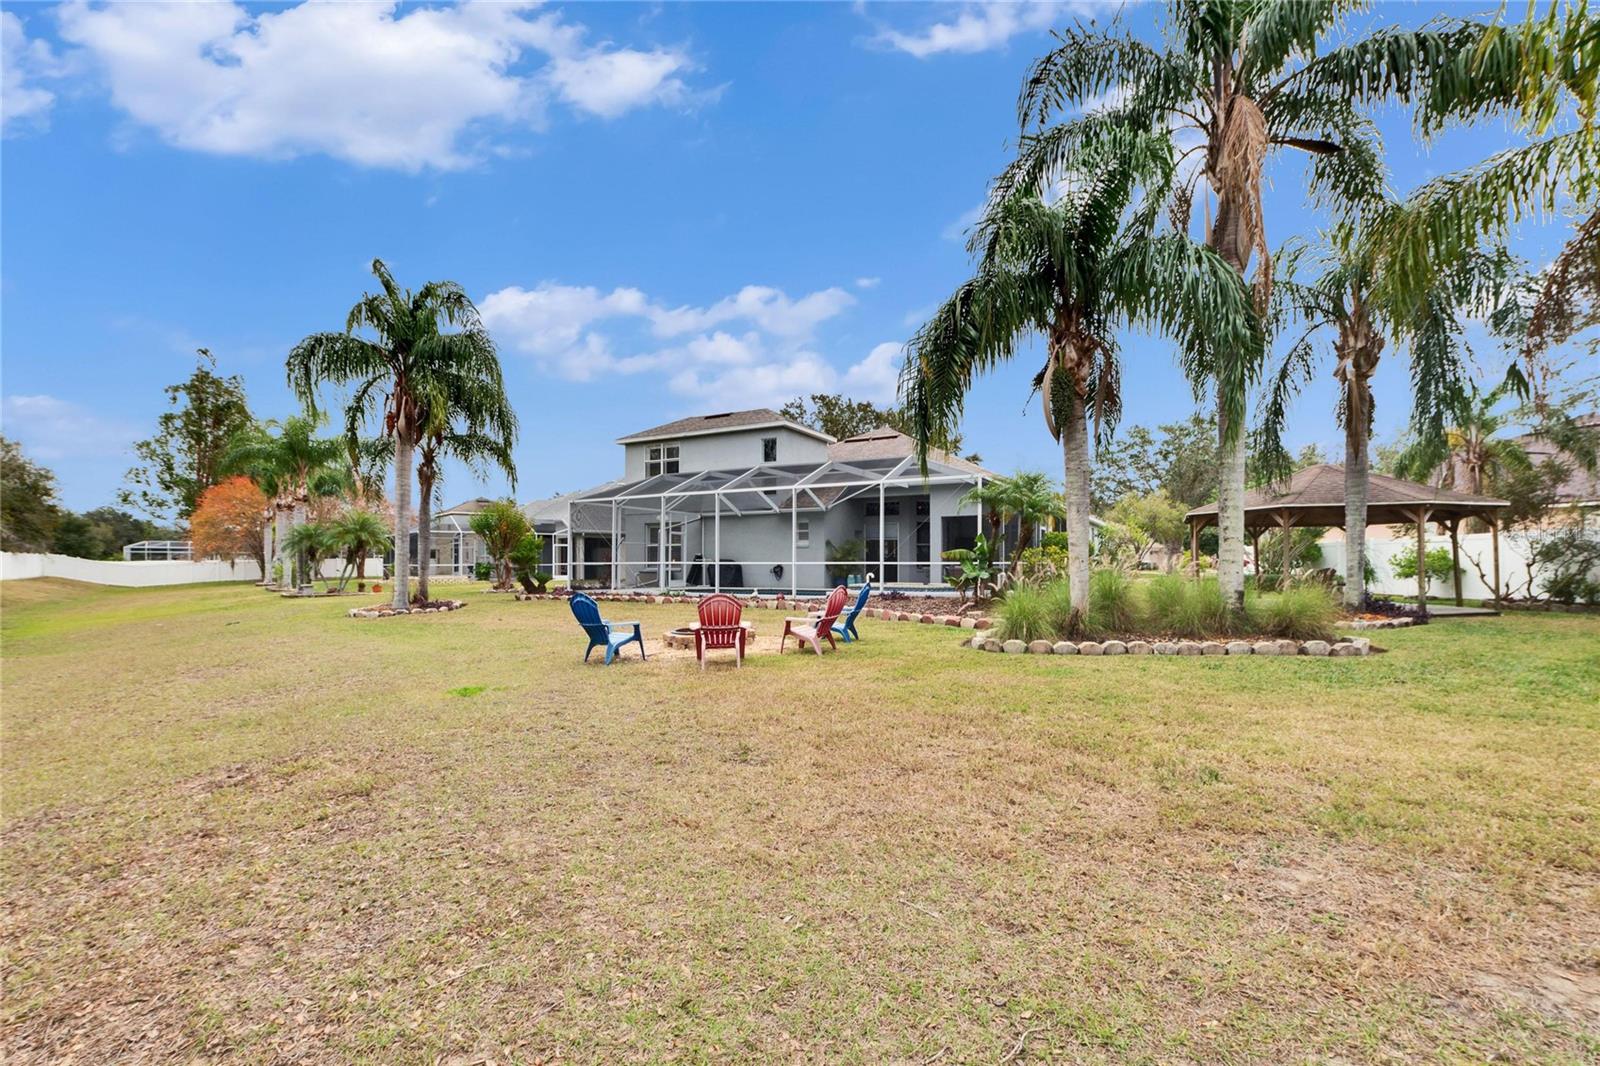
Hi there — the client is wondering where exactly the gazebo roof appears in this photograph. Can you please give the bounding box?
[1184,463,1509,530]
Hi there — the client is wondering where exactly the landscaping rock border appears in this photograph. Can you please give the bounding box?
[348,600,468,619]
[966,631,1371,656]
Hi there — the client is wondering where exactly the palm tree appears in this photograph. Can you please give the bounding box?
[1360,1,1599,405]
[287,259,509,609]
[998,471,1066,582]
[1391,380,1534,496]
[904,129,1256,617]
[468,499,531,592]
[957,478,1013,560]
[1009,3,1507,608]
[1258,234,1519,606]
[282,521,341,591]
[224,416,348,590]
[331,508,391,591]
[414,372,518,602]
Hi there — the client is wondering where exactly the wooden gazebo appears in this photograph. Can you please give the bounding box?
[1183,464,1509,606]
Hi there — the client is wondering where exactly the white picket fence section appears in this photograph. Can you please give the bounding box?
[0,552,383,587]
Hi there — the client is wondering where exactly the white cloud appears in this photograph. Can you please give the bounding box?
[481,276,894,407]
[855,276,882,289]
[842,341,903,403]
[874,1,1067,58]
[0,394,137,460]
[2,12,64,134]
[942,202,984,243]
[54,0,702,170]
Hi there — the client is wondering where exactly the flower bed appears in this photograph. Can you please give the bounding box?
[347,599,467,619]
[965,633,1373,656]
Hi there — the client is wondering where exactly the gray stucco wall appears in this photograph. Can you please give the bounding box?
[622,425,830,480]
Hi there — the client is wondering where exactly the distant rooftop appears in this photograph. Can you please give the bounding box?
[827,425,990,477]
[616,408,833,444]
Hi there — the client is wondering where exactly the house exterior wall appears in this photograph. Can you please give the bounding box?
[622,426,830,480]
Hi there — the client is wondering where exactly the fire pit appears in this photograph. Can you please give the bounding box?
[663,623,757,650]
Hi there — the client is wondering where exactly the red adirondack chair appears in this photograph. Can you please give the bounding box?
[780,585,849,655]
[695,593,746,670]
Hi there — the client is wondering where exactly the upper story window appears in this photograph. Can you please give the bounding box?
[761,437,778,463]
[646,442,680,477]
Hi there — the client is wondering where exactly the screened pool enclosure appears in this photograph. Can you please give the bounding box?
[528,451,1023,595]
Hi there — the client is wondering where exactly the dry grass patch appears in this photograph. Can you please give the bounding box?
[2,578,1597,1063]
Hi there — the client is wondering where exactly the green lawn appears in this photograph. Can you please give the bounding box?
[2,579,1597,1064]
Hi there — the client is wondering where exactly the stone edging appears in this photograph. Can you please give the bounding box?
[966,634,1372,656]
[347,600,468,619]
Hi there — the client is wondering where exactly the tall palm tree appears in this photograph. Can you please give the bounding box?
[1009,2,1506,608]
[904,129,1257,616]
[287,259,509,609]
[414,374,518,602]
[1258,234,1518,605]
[224,416,348,589]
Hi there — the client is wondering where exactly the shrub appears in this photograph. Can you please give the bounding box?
[1040,531,1070,551]
[508,532,546,593]
[1390,544,1456,586]
[1248,585,1337,641]
[469,500,531,590]
[473,560,492,582]
[1016,544,1068,586]
[1085,568,1136,636]
[1531,528,1600,605]
[995,584,1054,643]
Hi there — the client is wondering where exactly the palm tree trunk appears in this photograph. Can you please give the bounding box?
[292,497,309,591]
[392,436,414,609]
[275,503,291,588]
[1343,416,1369,609]
[259,512,272,584]
[416,468,434,603]
[1215,394,1248,610]
[1061,389,1093,617]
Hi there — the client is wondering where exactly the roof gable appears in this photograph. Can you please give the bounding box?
[616,408,833,444]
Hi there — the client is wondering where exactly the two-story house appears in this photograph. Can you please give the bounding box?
[524,407,1004,594]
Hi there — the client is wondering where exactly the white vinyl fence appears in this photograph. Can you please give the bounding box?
[0,553,383,587]
[1317,531,1550,601]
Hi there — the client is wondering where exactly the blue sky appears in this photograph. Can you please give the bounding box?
[0,0,1579,514]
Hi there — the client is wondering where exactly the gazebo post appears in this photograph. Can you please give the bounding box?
[1490,516,1502,602]
[1190,520,1200,580]
[1413,506,1432,609]
[1448,516,1463,606]
[1249,529,1260,582]
[1278,510,1294,588]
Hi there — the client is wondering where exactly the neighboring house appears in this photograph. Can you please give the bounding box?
[522,408,1008,593]
[404,496,496,577]
[1518,412,1600,526]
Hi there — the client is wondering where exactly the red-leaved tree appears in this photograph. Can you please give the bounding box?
[190,476,268,573]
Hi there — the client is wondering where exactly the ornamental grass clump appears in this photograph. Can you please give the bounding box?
[1085,568,1137,637]
[1248,584,1338,642]
[995,585,1055,643]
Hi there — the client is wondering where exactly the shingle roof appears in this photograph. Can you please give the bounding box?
[438,497,498,515]
[1185,464,1508,528]
[1516,413,1600,505]
[825,426,993,476]
[616,408,831,443]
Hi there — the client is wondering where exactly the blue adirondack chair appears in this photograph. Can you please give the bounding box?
[569,593,645,665]
[832,581,872,643]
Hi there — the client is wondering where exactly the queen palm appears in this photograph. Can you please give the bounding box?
[957,478,1014,561]
[287,259,509,609]
[1258,233,1518,606]
[904,129,1257,617]
[1009,2,1513,607]
[224,416,348,589]
[414,374,517,601]
[998,471,1066,582]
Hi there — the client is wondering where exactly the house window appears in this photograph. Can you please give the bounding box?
[646,442,681,477]
[646,522,684,576]
[762,436,778,463]
[796,520,810,548]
